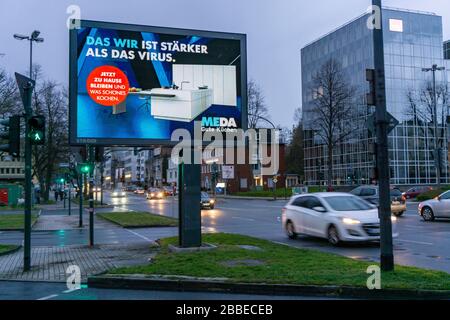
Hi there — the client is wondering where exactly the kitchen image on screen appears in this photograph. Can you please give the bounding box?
[149,64,237,122]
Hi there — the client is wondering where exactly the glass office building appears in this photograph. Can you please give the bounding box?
[445,40,450,59]
[302,7,450,186]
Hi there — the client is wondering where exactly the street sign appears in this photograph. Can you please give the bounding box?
[222,165,235,180]
[367,112,399,135]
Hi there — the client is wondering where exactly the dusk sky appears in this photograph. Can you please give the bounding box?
[1,0,449,128]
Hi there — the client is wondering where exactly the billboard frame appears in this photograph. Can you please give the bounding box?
[69,19,248,147]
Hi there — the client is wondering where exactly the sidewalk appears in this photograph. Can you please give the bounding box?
[32,211,117,231]
[0,243,155,282]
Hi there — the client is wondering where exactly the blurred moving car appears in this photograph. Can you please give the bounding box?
[418,190,450,221]
[111,189,126,198]
[201,192,215,210]
[134,188,145,195]
[146,188,164,200]
[281,193,398,245]
[402,186,433,199]
[349,186,406,217]
[163,186,175,196]
[92,186,101,193]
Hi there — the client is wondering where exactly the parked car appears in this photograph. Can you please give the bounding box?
[402,186,433,199]
[124,185,138,192]
[349,186,407,217]
[134,188,145,195]
[201,192,215,210]
[418,190,450,221]
[111,189,126,198]
[281,193,398,245]
[146,188,164,200]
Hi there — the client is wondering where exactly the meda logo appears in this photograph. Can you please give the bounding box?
[201,117,237,128]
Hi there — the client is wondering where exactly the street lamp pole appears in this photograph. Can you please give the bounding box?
[14,31,43,272]
[14,31,44,80]
[422,64,446,188]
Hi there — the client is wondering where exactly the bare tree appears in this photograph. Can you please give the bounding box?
[310,59,355,188]
[247,79,270,128]
[30,66,69,201]
[0,68,18,115]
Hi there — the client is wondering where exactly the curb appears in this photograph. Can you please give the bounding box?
[0,245,22,257]
[87,275,450,300]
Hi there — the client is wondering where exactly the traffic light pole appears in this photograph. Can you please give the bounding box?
[23,81,33,272]
[78,175,83,227]
[88,145,95,247]
[372,0,394,271]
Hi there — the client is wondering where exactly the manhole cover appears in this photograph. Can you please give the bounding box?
[237,245,263,251]
[221,259,265,267]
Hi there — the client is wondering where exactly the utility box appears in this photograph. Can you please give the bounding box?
[0,184,23,206]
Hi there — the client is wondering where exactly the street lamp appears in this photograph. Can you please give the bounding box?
[422,64,446,187]
[13,30,44,79]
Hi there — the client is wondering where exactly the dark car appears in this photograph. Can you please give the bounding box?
[349,185,406,217]
[201,192,215,210]
[402,186,433,199]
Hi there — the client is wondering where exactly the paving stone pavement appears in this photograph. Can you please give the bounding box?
[0,243,154,282]
[33,212,118,231]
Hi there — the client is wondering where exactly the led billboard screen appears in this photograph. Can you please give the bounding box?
[69,20,247,146]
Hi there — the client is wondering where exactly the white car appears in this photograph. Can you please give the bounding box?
[418,190,450,221]
[111,189,126,198]
[281,193,398,245]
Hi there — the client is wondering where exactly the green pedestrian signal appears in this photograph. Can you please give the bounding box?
[28,115,45,145]
[77,163,94,175]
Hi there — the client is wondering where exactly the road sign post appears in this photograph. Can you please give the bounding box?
[15,73,35,272]
[372,0,394,271]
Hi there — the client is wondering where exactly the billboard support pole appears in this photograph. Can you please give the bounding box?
[178,148,201,248]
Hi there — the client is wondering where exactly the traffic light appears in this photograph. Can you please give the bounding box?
[57,177,65,184]
[77,162,94,175]
[28,115,45,145]
[0,115,21,157]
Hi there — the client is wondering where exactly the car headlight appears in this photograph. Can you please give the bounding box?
[342,218,361,225]
[391,216,397,222]
[112,192,118,196]
[209,199,215,204]
[121,192,126,196]
[150,193,155,197]
[158,193,163,197]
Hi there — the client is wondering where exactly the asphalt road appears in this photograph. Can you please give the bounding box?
[0,280,323,300]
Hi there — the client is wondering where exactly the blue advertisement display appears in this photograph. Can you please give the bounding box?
[69,20,247,146]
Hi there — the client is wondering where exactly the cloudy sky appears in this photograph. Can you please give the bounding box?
[0,0,449,127]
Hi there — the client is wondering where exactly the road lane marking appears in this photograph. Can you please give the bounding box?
[37,294,59,300]
[124,229,154,243]
[231,217,255,221]
[398,239,433,246]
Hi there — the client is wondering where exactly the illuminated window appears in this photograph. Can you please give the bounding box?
[389,19,403,32]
